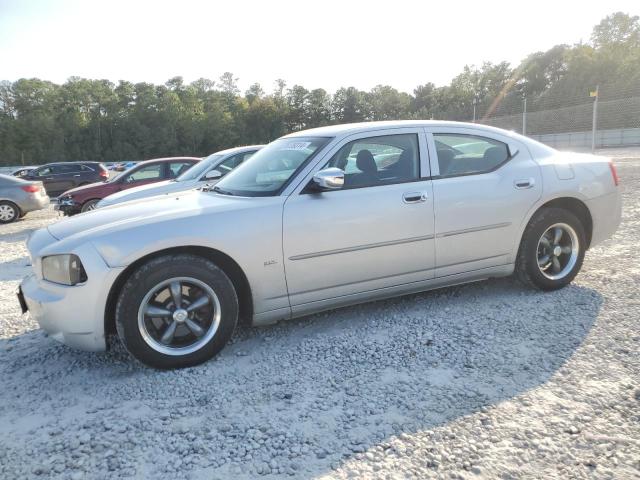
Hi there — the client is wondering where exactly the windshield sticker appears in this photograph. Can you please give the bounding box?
[282,141,311,151]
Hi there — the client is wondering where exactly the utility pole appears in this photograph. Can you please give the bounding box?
[472,94,478,123]
[591,85,599,153]
[522,94,527,136]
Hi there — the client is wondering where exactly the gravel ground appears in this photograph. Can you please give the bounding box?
[0,155,639,479]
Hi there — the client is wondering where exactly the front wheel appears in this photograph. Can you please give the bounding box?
[81,199,100,213]
[115,254,239,369]
[515,207,586,291]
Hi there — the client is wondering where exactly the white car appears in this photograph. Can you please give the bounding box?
[18,121,621,369]
[96,145,263,208]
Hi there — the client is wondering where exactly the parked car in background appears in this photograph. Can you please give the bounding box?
[11,167,36,178]
[97,146,263,208]
[114,161,137,172]
[0,174,49,223]
[56,157,200,215]
[18,121,621,368]
[21,162,108,197]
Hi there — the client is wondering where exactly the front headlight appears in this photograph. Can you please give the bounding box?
[42,254,87,285]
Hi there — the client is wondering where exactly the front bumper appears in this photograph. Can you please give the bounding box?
[19,244,125,352]
[55,197,81,215]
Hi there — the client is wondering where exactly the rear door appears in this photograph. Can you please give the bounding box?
[282,129,435,307]
[426,127,542,277]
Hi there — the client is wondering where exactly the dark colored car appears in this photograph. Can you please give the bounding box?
[56,157,200,215]
[22,162,109,197]
[11,167,36,177]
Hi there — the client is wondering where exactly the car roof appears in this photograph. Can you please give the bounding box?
[283,120,540,146]
[209,145,265,156]
[134,156,201,166]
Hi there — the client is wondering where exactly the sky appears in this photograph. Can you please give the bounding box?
[1,0,639,94]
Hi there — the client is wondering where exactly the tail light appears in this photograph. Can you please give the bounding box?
[21,185,40,193]
[609,161,619,186]
[99,170,108,179]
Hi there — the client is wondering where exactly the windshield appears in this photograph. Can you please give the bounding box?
[177,154,222,181]
[213,137,330,196]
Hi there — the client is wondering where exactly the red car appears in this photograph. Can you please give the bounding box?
[56,157,200,215]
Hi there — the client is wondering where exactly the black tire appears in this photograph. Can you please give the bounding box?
[515,207,586,291]
[115,254,238,369]
[0,201,20,224]
[81,199,100,213]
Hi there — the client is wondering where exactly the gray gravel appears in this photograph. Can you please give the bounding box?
[1,154,639,479]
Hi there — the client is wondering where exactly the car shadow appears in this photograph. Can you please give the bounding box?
[0,278,602,479]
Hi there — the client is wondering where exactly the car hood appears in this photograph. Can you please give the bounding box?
[47,190,250,241]
[62,181,108,196]
[99,179,196,206]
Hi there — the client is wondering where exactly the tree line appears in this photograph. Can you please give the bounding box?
[0,12,638,166]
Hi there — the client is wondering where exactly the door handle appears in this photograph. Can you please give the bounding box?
[45,177,54,180]
[514,178,535,189]
[73,174,81,177]
[403,192,428,203]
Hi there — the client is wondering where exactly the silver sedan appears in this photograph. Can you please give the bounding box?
[0,174,49,223]
[96,145,264,208]
[19,121,621,368]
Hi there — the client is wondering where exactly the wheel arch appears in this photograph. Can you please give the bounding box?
[519,196,593,252]
[104,245,253,336]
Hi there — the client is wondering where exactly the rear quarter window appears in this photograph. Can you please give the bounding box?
[434,134,510,177]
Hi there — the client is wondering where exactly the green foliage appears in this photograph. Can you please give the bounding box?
[0,13,638,166]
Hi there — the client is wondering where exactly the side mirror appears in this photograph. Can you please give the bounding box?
[312,167,344,190]
[204,169,223,180]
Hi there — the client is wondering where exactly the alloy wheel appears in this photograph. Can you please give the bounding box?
[536,223,579,280]
[137,277,221,355]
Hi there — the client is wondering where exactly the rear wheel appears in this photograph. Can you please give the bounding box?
[0,201,19,223]
[81,199,100,213]
[115,254,238,369]
[516,207,586,291]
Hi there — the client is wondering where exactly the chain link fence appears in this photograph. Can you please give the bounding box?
[476,82,640,150]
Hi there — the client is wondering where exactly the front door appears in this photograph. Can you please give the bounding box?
[283,130,435,307]
[427,128,542,277]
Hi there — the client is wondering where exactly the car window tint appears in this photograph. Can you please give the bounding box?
[57,164,81,173]
[323,134,419,189]
[167,162,194,178]
[434,134,510,177]
[125,164,163,182]
[35,166,53,176]
[80,164,95,172]
[216,152,253,176]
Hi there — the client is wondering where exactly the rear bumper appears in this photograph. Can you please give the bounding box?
[586,189,622,248]
[19,194,50,213]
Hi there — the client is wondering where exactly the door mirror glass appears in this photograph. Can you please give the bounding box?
[204,169,223,180]
[312,168,344,190]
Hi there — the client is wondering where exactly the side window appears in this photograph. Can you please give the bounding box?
[434,134,510,177]
[125,164,163,183]
[80,164,95,172]
[57,164,81,174]
[167,162,194,178]
[35,167,52,177]
[216,152,254,176]
[323,134,419,189]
